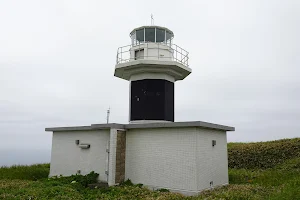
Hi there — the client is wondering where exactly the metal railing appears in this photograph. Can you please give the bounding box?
[116,43,189,68]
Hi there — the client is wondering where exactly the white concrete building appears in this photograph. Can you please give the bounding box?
[46,25,235,196]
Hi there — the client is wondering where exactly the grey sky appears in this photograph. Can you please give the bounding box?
[0,0,299,165]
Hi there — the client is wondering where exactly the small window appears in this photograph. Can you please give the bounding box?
[145,28,155,42]
[135,49,144,60]
[156,28,165,43]
[136,29,144,43]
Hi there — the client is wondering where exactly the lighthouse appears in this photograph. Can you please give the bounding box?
[46,23,235,196]
[114,26,192,123]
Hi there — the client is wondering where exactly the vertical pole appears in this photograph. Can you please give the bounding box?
[135,30,137,45]
[106,141,110,182]
[154,27,156,43]
[181,48,182,64]
[151,14,154,25]
[139,43,141,59]
[176,45,177,62]
[116,48,118,64]
[158,43,159,60]
[107,107,110,124]
[144,28,145,43]
[120,47,122,63]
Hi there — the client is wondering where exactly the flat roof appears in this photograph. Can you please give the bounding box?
[45,121,235,132]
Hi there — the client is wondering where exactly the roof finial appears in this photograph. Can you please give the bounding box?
[151,14,154,25]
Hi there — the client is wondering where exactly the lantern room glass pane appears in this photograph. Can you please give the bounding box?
[166,31,172,45]
[145,28,155,42]
[136,29,144,43]
[156,28,165,43]
[131,31,136,45]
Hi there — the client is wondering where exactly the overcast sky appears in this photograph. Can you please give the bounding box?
[0,0,299,166]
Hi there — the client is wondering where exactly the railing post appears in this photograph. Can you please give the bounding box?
[130,44,132,62]
[181,48,182,64]
[176,45,178,62]
[187,54,189,66]
[139,43,141,59]
[158,43,159,60]
[120,47,122,63]
[116,48,118,64]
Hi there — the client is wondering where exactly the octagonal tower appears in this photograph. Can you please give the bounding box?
[114,25,191,123]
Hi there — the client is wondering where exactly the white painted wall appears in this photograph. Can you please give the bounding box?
[50,130,110,182]
[125,127,228,195]
[107,128,117,186]
[130,43,173,62]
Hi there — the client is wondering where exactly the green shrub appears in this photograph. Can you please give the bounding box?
[157,188,170,192]
[70,171,99,187]
[119,179,134,186]
[228,138,300,169]
[198,184,271,200]
[48,171,99,187]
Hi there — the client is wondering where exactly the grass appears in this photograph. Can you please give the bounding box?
[0,138,300,199]
[228,138,300,169]
[0,164,50,180]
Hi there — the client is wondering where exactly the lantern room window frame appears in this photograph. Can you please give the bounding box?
[130,27,174,46]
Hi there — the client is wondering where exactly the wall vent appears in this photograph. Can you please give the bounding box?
[212,140,216,147]
[79,144,90,149]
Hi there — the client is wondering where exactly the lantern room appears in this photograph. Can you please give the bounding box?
[130,26,174,46]
[115,25,191,81]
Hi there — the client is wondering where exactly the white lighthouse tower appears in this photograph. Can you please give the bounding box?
[114,25,192,123]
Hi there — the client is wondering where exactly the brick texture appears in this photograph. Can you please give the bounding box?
[125,127,228,193]
[115,130,126,184]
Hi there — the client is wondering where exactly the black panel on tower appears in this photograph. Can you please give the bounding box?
[130,79,174,121]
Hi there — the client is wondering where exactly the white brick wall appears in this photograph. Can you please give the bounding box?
[125,127,228,195]
[50,130,110,182]
[125,127,198,192]
[196,128,228,191]
[49,127,228,195]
